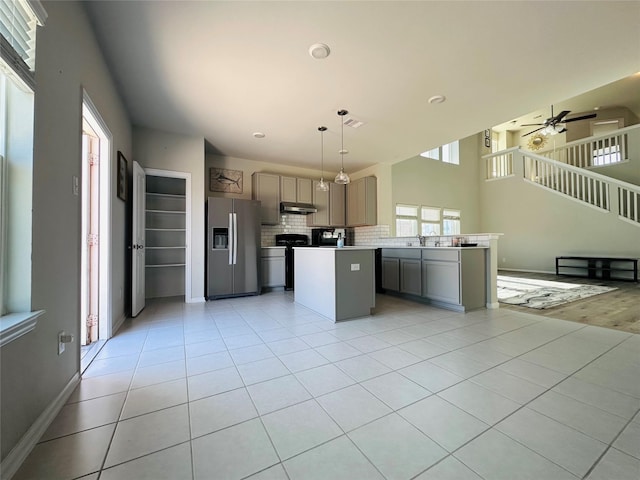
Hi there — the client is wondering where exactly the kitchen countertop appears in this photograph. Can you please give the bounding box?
[379,245,489,250]
[293,246,378,251]
[261,246,286,249]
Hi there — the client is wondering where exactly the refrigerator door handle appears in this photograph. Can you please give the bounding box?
[233,213,238,265]
[228,213,233,265]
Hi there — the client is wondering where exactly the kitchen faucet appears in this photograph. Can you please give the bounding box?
[416,235,426,247]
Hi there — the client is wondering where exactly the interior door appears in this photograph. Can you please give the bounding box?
[132,161,146,316]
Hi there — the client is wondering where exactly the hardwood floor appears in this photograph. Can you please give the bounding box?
[498,270,640,334]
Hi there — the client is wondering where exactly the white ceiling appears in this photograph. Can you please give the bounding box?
[83,1,640,174]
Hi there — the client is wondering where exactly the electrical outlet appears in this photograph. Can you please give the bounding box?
[58,331,66,355]
[351,263,360,271]
[58,331,74,355]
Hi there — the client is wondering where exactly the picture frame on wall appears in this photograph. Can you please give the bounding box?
[210,168,243,193]
[117,151,128,201]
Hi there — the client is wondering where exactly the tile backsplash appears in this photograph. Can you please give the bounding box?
[261,214,313,246]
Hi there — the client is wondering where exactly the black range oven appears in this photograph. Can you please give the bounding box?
[275,234,310,290]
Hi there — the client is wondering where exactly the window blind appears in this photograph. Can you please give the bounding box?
[0,0,46,90]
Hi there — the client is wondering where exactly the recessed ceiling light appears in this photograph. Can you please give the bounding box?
[428,95,446,104]
[593,106,600,111]
[309,43,330,59]
[253,132,265,139]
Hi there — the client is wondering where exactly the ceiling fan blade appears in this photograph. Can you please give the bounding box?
[522,127,545,137]
[553,110,571,122]
[521,123,545,127]
[563,113,597,123]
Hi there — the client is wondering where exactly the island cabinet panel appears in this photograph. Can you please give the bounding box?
[381,257,400,291]
[252,172,280,225]
[346,176,377,226]
[400,258,422,296]
[422,260,460,304]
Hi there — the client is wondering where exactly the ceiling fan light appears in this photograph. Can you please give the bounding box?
[335,169,350,185]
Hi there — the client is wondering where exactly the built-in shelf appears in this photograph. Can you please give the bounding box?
[146,263,186,268]
[146,209,185,214]
[145,174,187,298]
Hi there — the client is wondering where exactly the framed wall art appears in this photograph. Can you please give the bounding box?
[210,168,243,194]
[117,151,128,201]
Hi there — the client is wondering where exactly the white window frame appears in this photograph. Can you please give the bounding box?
[419,141,460,165]
[443,209,461,235]
[395,204,462,237]
[0,0,46,346]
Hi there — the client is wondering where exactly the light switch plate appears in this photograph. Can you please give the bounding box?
[351,264,360,271]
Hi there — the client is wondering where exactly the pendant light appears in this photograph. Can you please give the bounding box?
[317,126,329,191]
[334,109,351,184]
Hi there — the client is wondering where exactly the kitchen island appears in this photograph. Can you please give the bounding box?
[293,247,376,322]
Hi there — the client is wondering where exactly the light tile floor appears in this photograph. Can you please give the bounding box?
[14,292,640,479]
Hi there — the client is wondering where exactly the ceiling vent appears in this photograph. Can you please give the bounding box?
[343,116,365,128]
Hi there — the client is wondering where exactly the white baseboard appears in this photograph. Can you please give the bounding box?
[1,373,80,480]
[187,296,206,304]
[486,302,500,309]
[112,312,127,336]
[499,268,556,275]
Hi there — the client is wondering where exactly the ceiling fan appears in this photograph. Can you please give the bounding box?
[521,105,596,137]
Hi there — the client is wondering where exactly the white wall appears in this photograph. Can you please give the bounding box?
[134,127,205,302]
[1,0,132,463]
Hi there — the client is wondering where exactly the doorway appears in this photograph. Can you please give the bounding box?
[80,93,112,370]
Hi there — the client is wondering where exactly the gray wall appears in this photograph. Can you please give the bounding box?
[480,158,640,273]
[1,1,131,461]
[391,135,481,235]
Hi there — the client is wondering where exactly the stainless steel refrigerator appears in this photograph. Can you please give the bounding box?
[207,197,261,299]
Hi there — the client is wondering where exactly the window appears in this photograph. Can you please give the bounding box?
[395,204,418,237]
[420,141,459,165]
[443,209,461,235]
[0,1,45,342]
[421,207,441,235]
[395,204,460,237]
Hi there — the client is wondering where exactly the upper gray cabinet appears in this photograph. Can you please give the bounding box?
[347,176,377,226]
[280,176,313,204]
[252,172,280,225]
[307,181,345,227]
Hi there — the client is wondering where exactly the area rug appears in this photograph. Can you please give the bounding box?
[497,276,617,309]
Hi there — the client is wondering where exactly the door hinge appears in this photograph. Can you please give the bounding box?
[89,153,99,166]
[87,233,99,246]
[86,314,98,327]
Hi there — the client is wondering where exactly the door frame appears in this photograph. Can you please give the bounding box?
[144,168,192,301]
[82,91,112,340]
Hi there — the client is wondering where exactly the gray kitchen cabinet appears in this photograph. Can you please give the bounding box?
[297,178,313,203]
[252,172,280,225]
[422,259,460,304]
[400,258,422,296]
[346,176,377,226]
[261,248,285,289]
[381,248,421,293]
[308,180,329,226]
[281,176,313,204]
[421,248,486,310]
[381,257,400,291]
[280,176,297,202]
[307,181,345,227]
[329,182,346,226]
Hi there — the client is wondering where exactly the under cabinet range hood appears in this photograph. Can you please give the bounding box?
[280,202,317,215]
